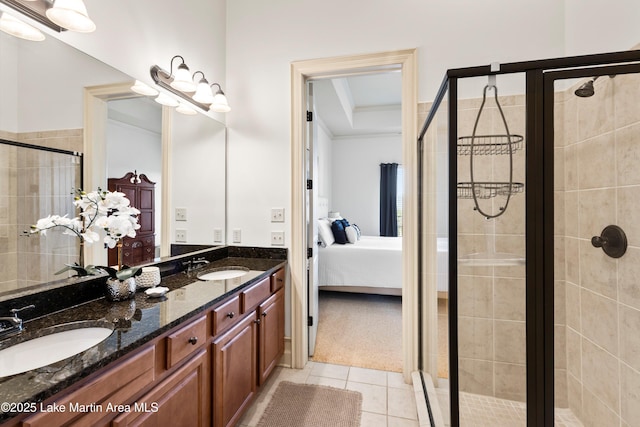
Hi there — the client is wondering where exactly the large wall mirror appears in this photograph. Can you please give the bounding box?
[0,30,226,300]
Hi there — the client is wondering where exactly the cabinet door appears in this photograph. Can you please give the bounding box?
[258,288,284,385]
[212,313,257,427]
[112,349,208,427]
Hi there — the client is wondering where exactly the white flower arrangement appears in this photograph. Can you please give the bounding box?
[31,188,141,267]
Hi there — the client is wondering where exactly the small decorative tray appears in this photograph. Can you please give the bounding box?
[144,286,169,298]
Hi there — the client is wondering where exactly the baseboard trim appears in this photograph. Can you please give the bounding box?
[278,337,292,368]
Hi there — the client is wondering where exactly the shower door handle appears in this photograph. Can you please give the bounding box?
[591,225,627,258]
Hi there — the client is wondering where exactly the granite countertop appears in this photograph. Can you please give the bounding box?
[0,251,286,423]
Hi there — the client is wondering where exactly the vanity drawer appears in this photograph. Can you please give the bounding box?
[212,295,241,336]
[271,268,285,292]
[22,346,155,427]
[166,315,207,369]
[241,277,271,313]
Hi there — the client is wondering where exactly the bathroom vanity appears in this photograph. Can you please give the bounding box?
[0,247,287,427]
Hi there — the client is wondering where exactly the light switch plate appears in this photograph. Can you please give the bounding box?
[176,229,187,242]
[271,231,284,246]
[232,229,241,243]
[271,208,285,222]
[175,208,187,221]
[213,228,223,242]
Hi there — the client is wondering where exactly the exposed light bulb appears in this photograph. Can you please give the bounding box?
[176,103,197,115]
[170,63,196,92]
[131,80,159,97]
[155,93,179,107]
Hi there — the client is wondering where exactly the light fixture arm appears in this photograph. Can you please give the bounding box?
[169,55,187,77]
[150,65,211,112]
[192,71,207,83]
[0,0,64,32]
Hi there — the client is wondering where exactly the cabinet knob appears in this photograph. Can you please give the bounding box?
[254,318,261,324]
[277,278,283,282]
[262,312,267,317]
[188,336,198,345]
[226,312,235,319]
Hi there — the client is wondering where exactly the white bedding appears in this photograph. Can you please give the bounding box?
[317,236,402,290]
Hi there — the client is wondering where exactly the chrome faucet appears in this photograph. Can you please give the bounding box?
[182,257,210,273]
[0,304,35,339]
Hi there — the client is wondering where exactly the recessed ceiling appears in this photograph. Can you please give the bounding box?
[312,70,402,137]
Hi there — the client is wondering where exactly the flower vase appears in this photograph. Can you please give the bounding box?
[104,277,137,302]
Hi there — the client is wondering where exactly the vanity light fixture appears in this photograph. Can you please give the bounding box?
[0,11,45,41]
[176,103,197,115]
[154,93,179,108]
[150,56,230,113]
[0,0,94,34]
[130,80,158,97]
[45,0,95,33]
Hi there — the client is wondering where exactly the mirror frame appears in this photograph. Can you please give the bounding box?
[83,82,172,266]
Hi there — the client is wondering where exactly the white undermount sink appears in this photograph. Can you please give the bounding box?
[197,267,249,281]
[0,326,113,377]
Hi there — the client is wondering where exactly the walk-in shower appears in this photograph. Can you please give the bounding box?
[418,49,640,427]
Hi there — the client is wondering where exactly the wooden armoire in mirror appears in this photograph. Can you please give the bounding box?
[108,171,155,267]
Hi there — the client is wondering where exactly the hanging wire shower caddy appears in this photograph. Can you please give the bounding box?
[457,74,526,266]
[456,76,524,217]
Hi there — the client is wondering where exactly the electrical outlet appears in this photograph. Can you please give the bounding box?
[271,208,285,222]
[232,229,241,243]
[175,229,187,242]
[213,228,223,242]
[271,231,284,246]
[175,208,187,221]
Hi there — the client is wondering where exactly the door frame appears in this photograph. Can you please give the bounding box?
[290,49,418,380]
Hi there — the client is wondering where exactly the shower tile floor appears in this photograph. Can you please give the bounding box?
[435,386,583,426]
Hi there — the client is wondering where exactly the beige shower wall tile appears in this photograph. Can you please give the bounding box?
[579,239,618,300]
[581,289,618,355]
[616,122,640,186]
[458,317,493,360]
[564,191,579,238]
[554,99,566,148]
[620,305,640,373]
[576,77,614,141]
[554,236,566,281]
[619,246,640,311]
[458,275,493,318]
[566,327,581,380]
[555,368,568,408]
[555,147,565,191]
[567,373,583,419]
[494,277,525,321]
[497,105,525,138]
[614,72,640,129]
[620,363,640,426]
[581,386,620,427]
[458,358,493,396]
[458,107,495,138]
[555,280,566,325]
[577,132,616,190]
[494,320,525,364]
[554,191,565,237]
[564,144,578,191]
[566,282,581,333]
[555,325,566,369]
[617,185,640,247]
[564,96,578,147]
[494,362,526,402]
[581,337,620,412]
[494,194,525,235]
[565,237,579,285]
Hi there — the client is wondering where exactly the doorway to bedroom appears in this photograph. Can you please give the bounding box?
[306,70,405,373]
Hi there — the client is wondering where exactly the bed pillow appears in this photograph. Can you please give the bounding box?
[352,224,361,240]
[317,219,334,247]
[331,219,349,244]
[345,225,358,243]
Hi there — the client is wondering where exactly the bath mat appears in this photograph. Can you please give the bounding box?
[256,381,362,427]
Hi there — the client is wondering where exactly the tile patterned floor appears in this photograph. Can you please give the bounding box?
[238,361,419,427]
[435,387,584,427]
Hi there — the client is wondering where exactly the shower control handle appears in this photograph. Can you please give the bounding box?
[591,225,627,258]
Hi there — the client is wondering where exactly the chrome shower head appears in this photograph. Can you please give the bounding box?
[574,76,600,97]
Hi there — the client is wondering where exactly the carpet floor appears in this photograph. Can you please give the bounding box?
[257,381,362,427]
[310,291,403,372]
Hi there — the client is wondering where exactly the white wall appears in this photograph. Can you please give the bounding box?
[315,119,333,202]
[0,34,18,133]
[225,0,566,247]
[330,135,402,236]
[171,112,226,246]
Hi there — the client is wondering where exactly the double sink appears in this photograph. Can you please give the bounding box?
[0,268,249,378]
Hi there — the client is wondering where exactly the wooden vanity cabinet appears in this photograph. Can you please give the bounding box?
[4,267,286,427]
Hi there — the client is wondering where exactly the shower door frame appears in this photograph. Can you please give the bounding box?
[419,48,640,427]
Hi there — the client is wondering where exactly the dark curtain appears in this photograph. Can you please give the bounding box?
[379,163,398,237]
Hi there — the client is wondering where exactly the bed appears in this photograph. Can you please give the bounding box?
[317,235,403,296]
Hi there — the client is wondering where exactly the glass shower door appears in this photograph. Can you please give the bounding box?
[550,65,640,427]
